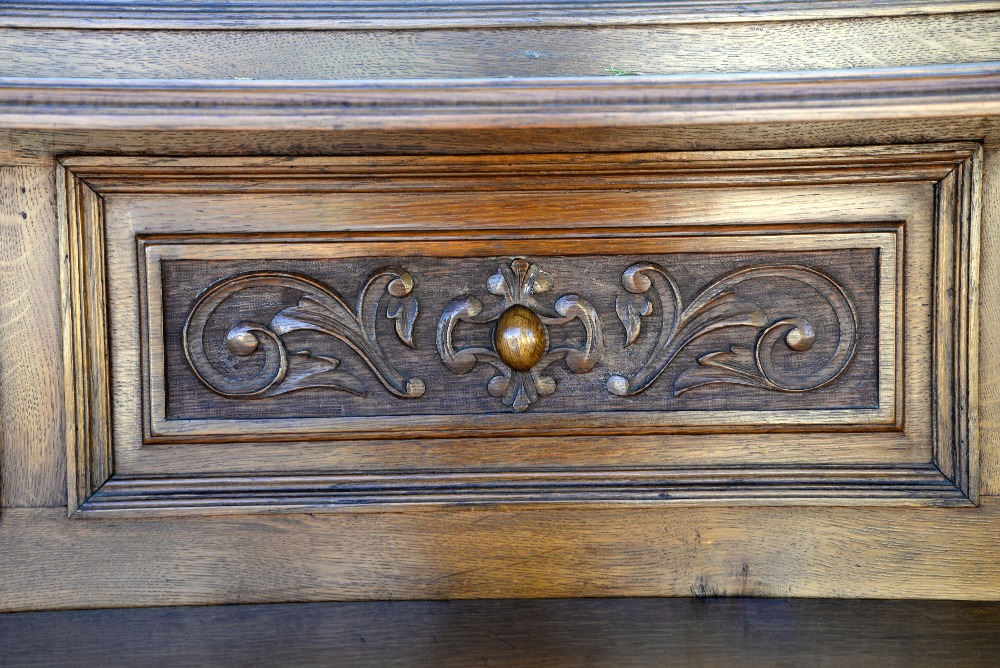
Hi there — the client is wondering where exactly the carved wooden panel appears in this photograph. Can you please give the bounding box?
[148,241,887,429]
[59,144,980,515]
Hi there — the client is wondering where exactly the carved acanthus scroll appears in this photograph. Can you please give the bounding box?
[183,268,424,399]
[608,263,858,397]
[437,258,604,412]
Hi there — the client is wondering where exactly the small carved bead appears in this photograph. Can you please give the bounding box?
[226,325,259,356]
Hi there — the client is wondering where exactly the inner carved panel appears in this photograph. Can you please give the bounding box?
[156,246,881,421]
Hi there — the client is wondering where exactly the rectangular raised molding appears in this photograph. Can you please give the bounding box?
[59,144,981,516]
[144,235,893,437]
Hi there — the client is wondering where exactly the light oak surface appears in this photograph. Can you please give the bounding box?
[0,166,64,508]
[979,145,1000,495]
[1,503,1000,610]
[4,65,1000,131]
[4,15,1000,81]
[5,0,1000,29]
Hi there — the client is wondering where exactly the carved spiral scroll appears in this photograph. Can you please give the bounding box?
[183,269,424,400]
[608,263,858,397]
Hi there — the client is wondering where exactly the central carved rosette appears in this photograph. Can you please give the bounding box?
[437,258,605,412]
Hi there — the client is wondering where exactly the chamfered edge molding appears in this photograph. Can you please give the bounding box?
[4,63,1000,131]
[58,162,113,515]
[1,0,998,29]
[58,144,981,516]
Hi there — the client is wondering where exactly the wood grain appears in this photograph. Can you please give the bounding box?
[3,64,1000,131]
[0,0,998,607]
[980,142,1000,495]
[58,164,112,515]
[1,119,998,168]
[4,0,1000,29]
[0,166,65,508]
[4,14,1000,81]
[2,598,999,667]
[2,502,1000,610]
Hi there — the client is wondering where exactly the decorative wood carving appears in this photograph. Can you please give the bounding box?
[183,269,424,400]
[608,263,858,398]
[57,145,980,516]
[437,258,603,412]
[6,0,998,611]
[152,245,881,425]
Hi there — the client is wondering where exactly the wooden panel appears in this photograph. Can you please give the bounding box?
[150,241,886,426]
[0,0,997,612]
[57,145,980,515]
[5,0,1000,29]
[2,503,1000,610]
[4,118,1000,168]
[4,14,1000,82]
[0,165,65,508]
[979,143,1000,495]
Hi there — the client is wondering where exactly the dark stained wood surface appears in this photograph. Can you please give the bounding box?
[161,249,880,420]
[2,598,999,667]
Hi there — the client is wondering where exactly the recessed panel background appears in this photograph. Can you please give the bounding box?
[159,248,881,421]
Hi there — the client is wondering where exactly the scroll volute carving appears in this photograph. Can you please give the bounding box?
[183,268,424,400]
[437,258,605,412]
[608,263,859,397]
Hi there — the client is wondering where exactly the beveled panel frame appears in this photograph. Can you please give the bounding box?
[59,144,981,516]
[141,232,898,439]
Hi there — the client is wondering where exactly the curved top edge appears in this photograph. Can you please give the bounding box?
[1,0,999,29]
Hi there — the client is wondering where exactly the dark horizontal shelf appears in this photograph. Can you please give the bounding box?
[2,598,999,666]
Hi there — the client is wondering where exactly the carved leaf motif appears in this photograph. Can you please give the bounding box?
[272,296,356,340]
[669,293,767,357]
[616,294,653,348]
[387,295,418,348]
[609,263,858,397]
[183,269,424,400]
[673,346,764,395]
[262,352,367,397]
